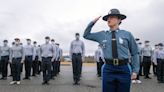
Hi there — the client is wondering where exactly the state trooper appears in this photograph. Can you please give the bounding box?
[153,43,164,83]
[50,39,58,79]
[83,9,139,92]
[32,41,40,76]
[9,38,25,85]
[70,33,85,85]
[40,36,56,85]
[23,39,35,80]
[94,44,105,77]
[141,40,153,79]
[0,40,10,80]
[55,43,63,75]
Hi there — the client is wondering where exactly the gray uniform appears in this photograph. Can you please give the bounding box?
[70,40,85,58]
[141,46,153,78]
[23,44,35,79]
[0,46,10,57]
[70,39,85,82]
[40,43,55,82]
[10,45,24,81]
[0,45,10,78]
[40,43,55,59]
[153,49,164,82]
[10,45,24,61]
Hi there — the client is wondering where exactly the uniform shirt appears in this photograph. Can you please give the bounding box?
[56,48,63,61]
[70,40,85,57]
[94,48,105,62]
[141,46,153,57]
[0,45,10,56]
[40,43,55,59]
[153,49,164,64]
[152,48,159,64]
[33,46,40,57]
[10,45,25,61]
[138,44,143,56]
[51,43,58,60]
[24,44,34,56]
[83,21,139,73]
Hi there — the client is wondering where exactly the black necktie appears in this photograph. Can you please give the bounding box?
[112,31,118,58]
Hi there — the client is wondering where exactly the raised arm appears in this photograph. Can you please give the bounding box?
[83,16,103,42]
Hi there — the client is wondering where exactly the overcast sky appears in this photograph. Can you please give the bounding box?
[0,0,163,55]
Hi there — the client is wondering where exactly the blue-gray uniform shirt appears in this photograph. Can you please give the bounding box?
[56,47,63,61]
[0,45,10,57]
[24,44,35,60]
[51,43,58,61]
[40,43,56,61]
[141,46,153,57]
[153,49,164,64]
[10,45,25,61]
[83,21,139,73]
[70,40,85,58]
[33,46,40,57]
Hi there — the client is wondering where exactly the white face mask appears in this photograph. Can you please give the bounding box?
[4,42,8,46]
[51,41,55,44]
[27,41,31,44]
[45,39,49,43]
[145,43,149,46]
[15,41,19,45]
[76,35,80,40]
[159,46,163,50]
[33,43,37,46]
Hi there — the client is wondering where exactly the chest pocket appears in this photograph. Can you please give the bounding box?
[118,37,129,49]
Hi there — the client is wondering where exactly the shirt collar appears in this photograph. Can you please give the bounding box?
[108,29,120,33]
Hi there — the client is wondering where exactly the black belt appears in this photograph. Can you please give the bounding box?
[72,53,81,55]
[105,59,129,66]
[42,57,52,59]
[25,56,32,57]
[143,56,151,58]
[157,59,164,61]
[1,56,9,58]
[12,57,21,59]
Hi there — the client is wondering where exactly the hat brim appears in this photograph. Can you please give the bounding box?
[102,14,126,21]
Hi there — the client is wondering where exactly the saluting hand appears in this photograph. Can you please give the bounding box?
[92,16,101,23]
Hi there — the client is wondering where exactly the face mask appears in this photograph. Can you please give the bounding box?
[15,41,19,45]
[45,39,49,43]
[34,43,37,46]
[155,46,159,49]
[27,41,31,44]
[51,42,55,44]
[4,42,8,46]
[76,35,80,40]
[145,43,149,46]
[159,46,163,50]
